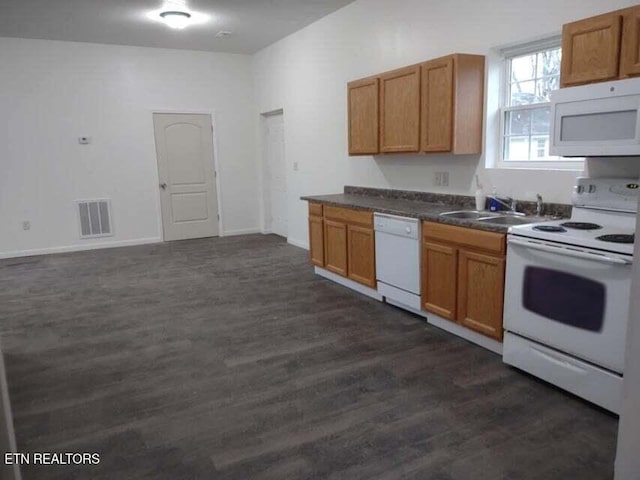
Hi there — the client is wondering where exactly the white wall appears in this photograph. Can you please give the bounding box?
[252,0,639,247]
[0,37,258,257]
[615,203,640,480]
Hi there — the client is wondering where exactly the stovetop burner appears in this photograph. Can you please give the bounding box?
[596,234,635,244]
[561,222,603,230]
[533,225,567,233]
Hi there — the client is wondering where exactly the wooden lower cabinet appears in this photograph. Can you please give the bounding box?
[308,214,324,267]
[324,219,348,276]
[307,204,376,288]
[421,221,506,341]
[457,249,505,341]
[421,241,457,320]
[347,224,376,287]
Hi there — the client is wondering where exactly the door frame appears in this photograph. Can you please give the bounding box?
[150,109,223,240]
[259,108,286,237]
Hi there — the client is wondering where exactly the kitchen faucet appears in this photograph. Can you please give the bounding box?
[536,194,543,216]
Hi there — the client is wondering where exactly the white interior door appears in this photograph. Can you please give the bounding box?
[153,113,219,241]
[263,113,287,238]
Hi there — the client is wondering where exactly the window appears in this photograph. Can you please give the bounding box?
[498,38,582,169]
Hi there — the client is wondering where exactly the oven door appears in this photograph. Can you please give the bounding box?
[504,236,632,373]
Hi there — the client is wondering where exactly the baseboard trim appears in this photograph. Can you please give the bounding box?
[0,237,162,260]
[221,228,262,237]
[287,238,308,250]
[427,313,503,355]
[314,267,383,301]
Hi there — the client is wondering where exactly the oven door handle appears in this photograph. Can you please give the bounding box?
[508,237,632,265]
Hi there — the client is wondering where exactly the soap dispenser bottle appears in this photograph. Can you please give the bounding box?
[489,188,499,212]
[474,175,485,211]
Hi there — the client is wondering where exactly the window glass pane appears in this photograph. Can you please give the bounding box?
[502,42,567,165]
[510,80,536,105]
[536,48,562,78]
[511,54,536,83]
[506,110,531,135]
[504,136,531,161]
[534,76,560,102]
[534,137,548,159]
[531,106,551,134]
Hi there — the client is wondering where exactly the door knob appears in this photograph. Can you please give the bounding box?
[160,183,167,190]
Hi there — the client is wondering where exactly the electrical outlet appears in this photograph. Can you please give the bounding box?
[435,172,450,187]
[22,221,30,231]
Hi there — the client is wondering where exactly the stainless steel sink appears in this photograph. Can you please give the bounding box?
[476,216,540,226]
[439,210,501,220]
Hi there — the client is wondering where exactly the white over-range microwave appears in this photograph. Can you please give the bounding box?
[550,77,640,157]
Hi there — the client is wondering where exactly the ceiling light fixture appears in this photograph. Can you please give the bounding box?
[146,1,210,30]
[159,10,191,30]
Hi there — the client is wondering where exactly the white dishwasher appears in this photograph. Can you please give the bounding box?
[374,213,423,314]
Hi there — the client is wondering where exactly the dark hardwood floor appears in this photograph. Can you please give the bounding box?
[0,235,618,479]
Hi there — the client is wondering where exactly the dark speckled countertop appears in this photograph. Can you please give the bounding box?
[301,186,571,234]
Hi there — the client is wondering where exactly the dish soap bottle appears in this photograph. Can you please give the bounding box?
[475,175,485,211]
[489,188,500,212]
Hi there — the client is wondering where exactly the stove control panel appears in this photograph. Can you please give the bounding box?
[572,177,639,212]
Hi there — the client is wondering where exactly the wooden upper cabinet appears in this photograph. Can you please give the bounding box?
[561,12,622,87]
[379,65,421,153]
[421,54,485,154]
[422,240,458,320]
[347,52,485,156]
[421,57,454,152]
[621,6,640,77]
[457,250,505,341]
[347,224,376,287]
[348,77,379,155]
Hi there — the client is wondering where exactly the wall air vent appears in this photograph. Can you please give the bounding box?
[76,200,113,239]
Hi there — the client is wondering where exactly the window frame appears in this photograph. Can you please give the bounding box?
[497,37,583,170]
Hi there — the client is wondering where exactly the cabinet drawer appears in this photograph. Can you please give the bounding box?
[422,221,505,255]
[309,202,323,217]
[324,206,373,227]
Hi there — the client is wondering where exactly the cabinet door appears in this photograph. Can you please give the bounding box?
[421,57,454,152]
[621,6,640,77]
[347,225,376,287]
[457,250,505,341]
[324,219,348,277]
[421,241,457,320]
[308,215,324,267]
[379,65,421,153]
[348,78,379,155]
[561,13,622,87]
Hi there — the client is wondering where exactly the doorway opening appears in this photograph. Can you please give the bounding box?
[261,110,288,239]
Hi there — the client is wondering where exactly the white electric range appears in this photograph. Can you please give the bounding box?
[502,177,638,414]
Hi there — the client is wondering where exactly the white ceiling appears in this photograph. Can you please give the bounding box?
[0,0,356,54]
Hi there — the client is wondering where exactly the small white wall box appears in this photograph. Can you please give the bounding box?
[78,137,91,145]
